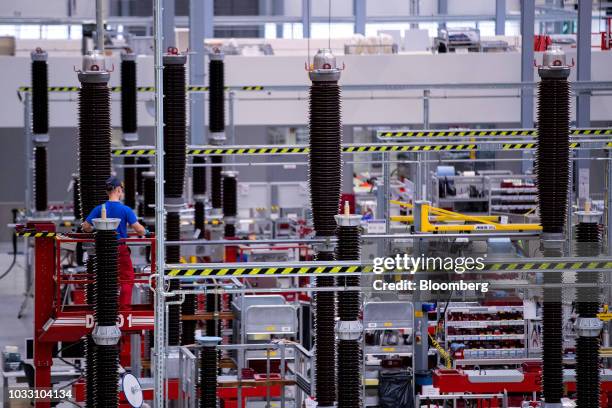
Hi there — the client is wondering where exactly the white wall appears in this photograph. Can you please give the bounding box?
[1,50,611,128]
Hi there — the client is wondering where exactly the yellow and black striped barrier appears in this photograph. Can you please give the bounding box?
[111,142,612,157]
[166,260,612,277]
[18,85,265,93]
[378,128,612,138]
[15,231,57,237]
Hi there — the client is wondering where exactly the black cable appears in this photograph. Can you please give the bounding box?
[0,209,19,281]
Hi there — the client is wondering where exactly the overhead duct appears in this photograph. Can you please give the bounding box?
[92,216,122,408]
[121,51,138,209]
[335,204,363,408]
[536,46,570,407]
[162,47,189,346]
[31,48,49,213]
[574,206,603,408]
[308,48,343,408]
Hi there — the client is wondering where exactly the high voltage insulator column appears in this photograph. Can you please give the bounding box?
[121,51,138,209]
[91,216,121,408]
[77,51,112,408]
[536,46,570,407]
[31,48,49,213]
[308,49,343,408]
[192,156,206,236]
[574,205,603,408]
[208,49,226,222]
[163,48,189,346]
[196,335,221,408]
[335,203,363,408]
[222,171,238,238]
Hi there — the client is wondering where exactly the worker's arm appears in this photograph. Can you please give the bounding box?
[81,220,94,232]
[130,221,147,236]
[82,205,101,233]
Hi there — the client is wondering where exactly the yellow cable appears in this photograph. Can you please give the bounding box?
[428,333,452,369]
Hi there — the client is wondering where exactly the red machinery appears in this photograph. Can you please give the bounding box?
[433,363,612,406]
[23,221,155,407]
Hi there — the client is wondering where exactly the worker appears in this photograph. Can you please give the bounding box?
[82,176,146,308]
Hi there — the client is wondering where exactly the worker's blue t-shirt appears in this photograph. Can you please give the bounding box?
[85,201,138,239]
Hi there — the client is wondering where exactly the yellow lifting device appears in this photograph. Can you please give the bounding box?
[390,200,542,233]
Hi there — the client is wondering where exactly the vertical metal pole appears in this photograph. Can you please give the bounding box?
[95,0,105,51]
[438,0,448,29]
[495,0,506,35]
[422,90,430,200]
[203,0,214,39]
[189,0,206,145]
[153,0,167,405]
[354,0,366,35]
[24,92,32,216]
[576,0,592,204]
[520,0,535,129]
[273,0,284,38]
[609,151,612,255]
[302,0,310,38]
[162,0,176,50]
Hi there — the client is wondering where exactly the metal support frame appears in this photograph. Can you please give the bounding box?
[162,0,175,50]
[576,0,592,204]
[189,0,206,145]
[153,0,167,405]
[354,0,366,35]
[496,0,506,35]
[520,0,535,129]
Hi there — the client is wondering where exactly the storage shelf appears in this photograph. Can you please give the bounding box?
[446,319,524,328]
[447,334,524,341]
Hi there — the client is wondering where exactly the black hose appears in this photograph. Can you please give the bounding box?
[0,209,19,281]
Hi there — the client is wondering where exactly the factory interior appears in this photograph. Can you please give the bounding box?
[2,0,612,407]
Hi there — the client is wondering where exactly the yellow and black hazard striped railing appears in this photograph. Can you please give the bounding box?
[18,85,265,93]
[15,231,57,237]
[113,142,612,157]
[377,128,612,138]
[166,260,612,277]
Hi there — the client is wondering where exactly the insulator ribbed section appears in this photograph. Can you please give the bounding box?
[199,346,218,408]
[576,336,600,408]
[222,175,237,218]
[211,156,223,209]
[34,146,48,212]
[194,201,205,235]
[314,250,337,406]
[163,62,187,198]
[78,81,111,221]
[84,257,96,408]
[309,81,342,237]
[120,59,137,134]
[336,225,361,321]
[542,247,563,404]
[181,292,196,345]
[124,156,137,209]
[72,175,81,220]
[209,59,225,133]
[94,345,119,408]
[575,221,602,408]
[536,78,570,234]
[205,293,220,337]
[166,211,182,345]
[143,174,155,220]
[193,156,206,195]
[94,229,119,326]
[338,340,361,408]
[32,60,48,135]
[136,158,149,195]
